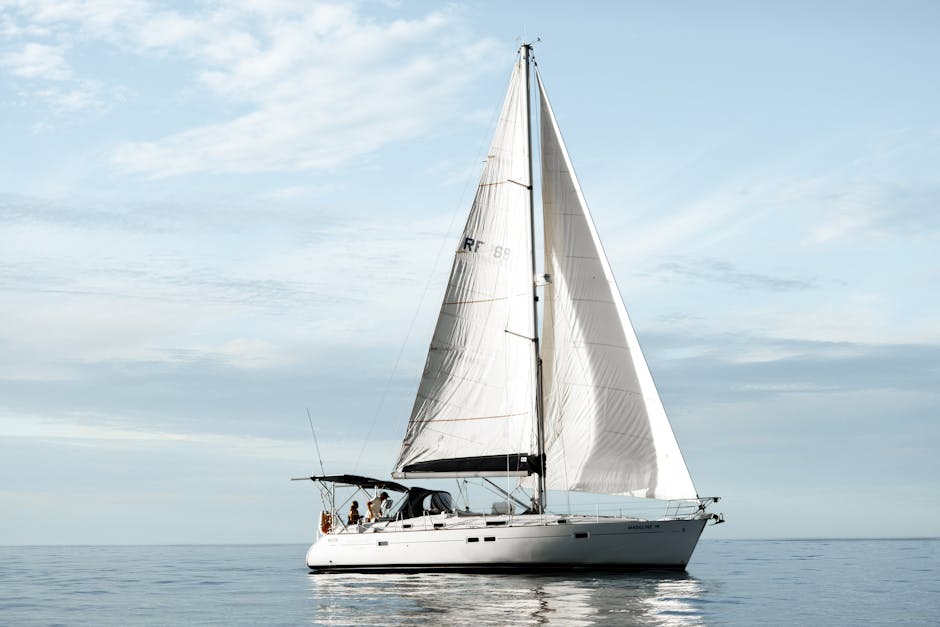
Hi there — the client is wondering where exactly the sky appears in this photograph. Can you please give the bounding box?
[1,0,938,544]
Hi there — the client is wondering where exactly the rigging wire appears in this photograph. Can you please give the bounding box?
[306,407,326,477]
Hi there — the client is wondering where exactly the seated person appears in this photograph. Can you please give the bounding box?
[366,492,389,521]
[347,500,362,525]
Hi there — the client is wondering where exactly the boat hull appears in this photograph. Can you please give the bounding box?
[306,516,707,572]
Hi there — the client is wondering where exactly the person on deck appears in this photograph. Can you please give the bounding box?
[347,501,362,525]
[366,492,389,521]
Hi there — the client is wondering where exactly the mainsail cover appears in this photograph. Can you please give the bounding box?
[537,71,698,500]
[393,58,537,477]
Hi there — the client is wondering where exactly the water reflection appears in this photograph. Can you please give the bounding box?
[307,571,705,626]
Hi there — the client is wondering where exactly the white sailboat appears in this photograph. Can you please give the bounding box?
[300,44,723,572]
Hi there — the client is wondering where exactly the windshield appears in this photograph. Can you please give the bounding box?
[393,489,456,519]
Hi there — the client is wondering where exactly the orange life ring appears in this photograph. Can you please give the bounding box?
[320,511,332,535]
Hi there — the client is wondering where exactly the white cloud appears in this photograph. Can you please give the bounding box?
[1,1,499,176]
[0,41,71,80]
[0,194,454,386]
[0,410,399,470]
[33,80,106,111]
[30,120,55,133]
[110,7,496,176]
[808,180,940,243]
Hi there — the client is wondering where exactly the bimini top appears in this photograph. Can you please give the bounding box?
[298,474,409,493]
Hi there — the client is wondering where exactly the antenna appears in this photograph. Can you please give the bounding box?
[306,408,326,476]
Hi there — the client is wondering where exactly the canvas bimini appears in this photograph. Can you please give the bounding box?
[298,44,723,572]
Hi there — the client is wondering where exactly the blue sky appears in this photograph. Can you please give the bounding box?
[1,1,938,543]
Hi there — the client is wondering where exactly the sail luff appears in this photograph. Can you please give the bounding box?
[536,69,698,500]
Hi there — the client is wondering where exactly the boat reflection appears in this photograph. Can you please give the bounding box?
[306,571,705,626]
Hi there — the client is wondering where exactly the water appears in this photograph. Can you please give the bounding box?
[1,539,937,625]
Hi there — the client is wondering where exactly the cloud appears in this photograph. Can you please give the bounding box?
[602,127,940,272]
[0,24,114,111]
[810,180,940,242]
[0,41,70,80]
[0,191,452,427]
[782,129,940,243]
[32,80,108,111]
[111,9,496,176]
[1,1,500,175]
[645,331,940,404]
[655,258,816,291]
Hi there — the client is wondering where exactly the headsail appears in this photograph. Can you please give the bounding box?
[537,70,698,500]
[393,55,538,478]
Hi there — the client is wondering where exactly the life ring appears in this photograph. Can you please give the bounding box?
[320,511,332,535]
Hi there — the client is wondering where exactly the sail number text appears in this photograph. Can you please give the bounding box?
[462,237,511,260]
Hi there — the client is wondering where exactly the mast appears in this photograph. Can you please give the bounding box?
[521,43,547,512]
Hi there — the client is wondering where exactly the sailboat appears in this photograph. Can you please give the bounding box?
[300,44,722,572]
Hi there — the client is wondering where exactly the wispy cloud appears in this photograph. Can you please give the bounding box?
[0,40,70,79]
[0,11,114,111]
[810,180,940,242]
[655,258,816,292]
[646,331,940,403]
[1,1,499,175]
[111,8,496,176]
[0,410,400,475]
[0,192,450,397]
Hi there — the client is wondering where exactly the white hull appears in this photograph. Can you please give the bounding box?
[306,514,707,572]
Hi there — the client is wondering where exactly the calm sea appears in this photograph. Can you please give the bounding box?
[1,539,937,625]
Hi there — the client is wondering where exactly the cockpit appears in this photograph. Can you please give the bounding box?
[389,488,455,520]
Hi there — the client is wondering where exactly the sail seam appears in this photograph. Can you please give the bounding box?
[567,298,617,305]
[442,296,509,304]
[477,179,531,189]
[568,340,631,349]
[554,381,645,395]
[410,411,529,423]
[442,290,531,304]
[414,370,515,388]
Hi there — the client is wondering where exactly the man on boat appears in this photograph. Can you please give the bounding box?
[366,492,389,521]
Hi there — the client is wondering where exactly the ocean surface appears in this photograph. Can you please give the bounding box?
[1,539,937,625]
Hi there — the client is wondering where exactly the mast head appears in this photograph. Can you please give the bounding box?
[518,37,540,59]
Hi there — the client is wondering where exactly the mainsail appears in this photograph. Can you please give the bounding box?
[537,71,698,500]
[393,57,538,478]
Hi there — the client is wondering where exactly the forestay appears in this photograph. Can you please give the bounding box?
[393,57,538,478]
[537,70,698,500]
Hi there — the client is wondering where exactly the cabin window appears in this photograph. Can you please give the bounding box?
[377,541,388,546]
[466,537,479,543]
[433,522,445,529]
[574,532,589,539]
[484,537,496,542]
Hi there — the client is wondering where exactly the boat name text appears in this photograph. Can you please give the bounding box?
[462,237,511,259]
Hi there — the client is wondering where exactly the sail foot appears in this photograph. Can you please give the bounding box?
[393,454,543,479]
